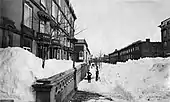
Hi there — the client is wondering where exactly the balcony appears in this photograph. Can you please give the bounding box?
[37,32,51,44]
[52,39,60,48]
[37,10,51,22]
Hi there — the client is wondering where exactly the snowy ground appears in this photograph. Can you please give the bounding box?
[0,47,81,101]
[78,58,170,102]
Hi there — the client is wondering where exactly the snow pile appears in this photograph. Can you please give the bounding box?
[0,47,43,101]
[43,59,73,78]
[0,47,75,101]
[78,58,170,102]
[75,62,85,67]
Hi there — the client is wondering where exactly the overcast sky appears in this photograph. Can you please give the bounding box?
[70,0,170,56]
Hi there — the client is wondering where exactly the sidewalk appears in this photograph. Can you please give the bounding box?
[70,77,113,102]
[70,90,113,102]
[69,63,113,102]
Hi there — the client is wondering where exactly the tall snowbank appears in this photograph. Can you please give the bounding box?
[43,59,73,78]
[0,47,75,101]
[79,58,170,102]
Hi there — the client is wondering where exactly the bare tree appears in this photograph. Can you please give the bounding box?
[26,8,86,68]
[25,11,62,68]
[99,50,103,69]
[74,24,87,36]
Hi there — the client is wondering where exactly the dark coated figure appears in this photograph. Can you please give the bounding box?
[96,66,99,81]
[87,70,92,83]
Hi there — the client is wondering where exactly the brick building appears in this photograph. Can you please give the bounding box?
[101,54,109,63]
[74,39,91,63]
[109,39,163,64]
[109,49,119,64]
[0,0,77,60]
[159,18,170,57]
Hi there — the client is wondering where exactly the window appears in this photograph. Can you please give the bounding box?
[40,21,45,33]
[24,3,32,28]
[168,29,170,35]
[60,37,64,45]
[64,51,67,60]
[163,30,167,37]
[53,49,57,59]
[135,46,139,51]
[57,49,60,60]
[70,43,72,48]
[23,37,32,52]
[58,11,61,22]
[64,20,67,30]
[68,41,70,47]
[79,51,84,60]
[68,26,70,34]
[40,0,46,9]
[68,53,71,60]
[62,49,64,60]
[64,37,67,46]
[164,42,167,47]
[59,0,61,6]
[52,0,57,19]
[2,27,13,48]
[53,31,59,39]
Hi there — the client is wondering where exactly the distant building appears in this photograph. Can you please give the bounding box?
[0,0,77,60]
[159,18,170,57]
[109,39,163,64]
[74,39,91,63]
[109,49,119,64]
[102,54,109,63]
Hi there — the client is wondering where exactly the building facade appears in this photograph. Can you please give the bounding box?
[109,39,163,64]
[109,49,119,64]
[74,39,91,63]
[101,54,109,63]
[159,18,170,57]
[0,0,77,60]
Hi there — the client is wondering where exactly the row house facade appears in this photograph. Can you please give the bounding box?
[74,39,91,63]
[101,54,109,63]
[159,18,170,57]
[109,39,163,64]
[0,0,77,60]
[109,49,119,64]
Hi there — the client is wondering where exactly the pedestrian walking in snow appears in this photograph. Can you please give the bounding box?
[87,70,92,83]
[96,66,99,81]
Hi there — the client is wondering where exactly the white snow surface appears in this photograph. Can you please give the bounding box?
[78,58,170,102]
[0,47,76,101]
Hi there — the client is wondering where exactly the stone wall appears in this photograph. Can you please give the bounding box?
[33,63,89,102]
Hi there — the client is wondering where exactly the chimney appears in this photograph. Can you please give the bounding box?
[146,39,150,42]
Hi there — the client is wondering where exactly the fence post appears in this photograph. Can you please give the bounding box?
[32,84,52,102]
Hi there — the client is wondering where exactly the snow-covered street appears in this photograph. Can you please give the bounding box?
[1,47,170,102]
[76,58,170,102]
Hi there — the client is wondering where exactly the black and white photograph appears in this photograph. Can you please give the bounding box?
[0,0,170,102]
